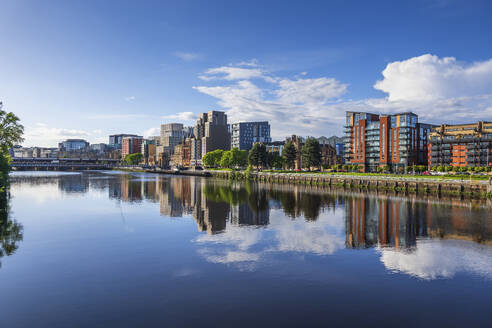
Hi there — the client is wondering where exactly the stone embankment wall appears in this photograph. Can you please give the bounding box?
[209,171,492,199]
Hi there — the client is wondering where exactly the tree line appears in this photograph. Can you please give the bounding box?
[202,137,325,170]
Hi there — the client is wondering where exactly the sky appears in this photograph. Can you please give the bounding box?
[1,0,492,147]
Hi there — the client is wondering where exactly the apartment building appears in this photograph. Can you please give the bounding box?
[122,136,143,158]
[428,121,492,167]
[231,121,271,150]
[190,110,230,165]
[344,111,433,172]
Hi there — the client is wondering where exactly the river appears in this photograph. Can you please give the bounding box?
[1,171,492,327]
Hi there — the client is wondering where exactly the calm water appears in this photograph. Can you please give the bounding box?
[2,171,492,327]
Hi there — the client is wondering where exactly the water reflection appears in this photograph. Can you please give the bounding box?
[9,171,492,279]
[0,193,23,268]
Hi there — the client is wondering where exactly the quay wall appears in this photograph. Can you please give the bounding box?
[208,171,492,199]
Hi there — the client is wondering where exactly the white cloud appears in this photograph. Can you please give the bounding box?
[276,77,347,104]
[235,59,259,67]
[23,124,105,147]
[124,96,136,101]
[199,65,274,82]
[161,111,198,122]
[143,127,160,138]
[88,114,149,119]
[379,239,492,280]
[194,208,345,270]
[374,54,492,102]
[174,52,201,61]
[194,55,492,138]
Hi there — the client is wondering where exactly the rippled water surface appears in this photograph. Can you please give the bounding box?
[1,171,492,327]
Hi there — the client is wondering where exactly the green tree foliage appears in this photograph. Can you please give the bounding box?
[268,152,284,169]
[202,149,225,168]
[0,104,24,153]
[282,141,297,169]
[124,152,143,165]
[248,143,267,169]
[301,138,321,170]
[0,103,24,193]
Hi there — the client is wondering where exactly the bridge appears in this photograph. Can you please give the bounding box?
[10,157,121,171]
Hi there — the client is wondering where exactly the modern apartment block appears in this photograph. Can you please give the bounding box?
[160,123,191,155]
[190,111,230,165]
[231,121,271,150]
[109,134,139,149]
[122,136,143,158]
[344,112,433,172]
[428,121,492,167]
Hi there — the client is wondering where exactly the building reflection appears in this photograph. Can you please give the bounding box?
[37,171,491,245]
[345,196,492,250]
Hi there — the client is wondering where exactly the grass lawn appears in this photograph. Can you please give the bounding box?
[262,170,491,181]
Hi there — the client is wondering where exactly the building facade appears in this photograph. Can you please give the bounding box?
[265,141,285,155]
[58,139,89,152]
[190,111,230,165]
[231,121,271,150]
[285,135,339,169]
[160,123,190,155]
[109,134,139,149]
[170,139,192,168]
[428,121,492,168]
[344,111,433,172]
[122,136,143,159]
[141,139,157,166]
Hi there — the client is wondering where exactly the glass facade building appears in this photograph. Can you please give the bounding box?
[344,111,433,172]
[231,121,271,151]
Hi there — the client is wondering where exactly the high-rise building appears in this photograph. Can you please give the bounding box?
[344,111,434,172]
[122,136,143,158]
[190,110,230,165]
[160,123,186,153]
[231,121,271,150]
[141,139,157,166]
[109,134,139,149]
[428,121,492,168]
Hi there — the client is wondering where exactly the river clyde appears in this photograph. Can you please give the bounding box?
[1,171,492,327]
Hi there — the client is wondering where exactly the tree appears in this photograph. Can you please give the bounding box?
[124,153,143,165]
[248,143,267,169]
[268,152,284,169]
[219,150,232,168]
[0,103,24,153]
[0,103,24,193]
[230,148,248,168]
[282,141,297,170]
[202,149,224,168]
[301,138,321,170]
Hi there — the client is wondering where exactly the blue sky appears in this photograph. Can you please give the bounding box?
[1,0,492,146]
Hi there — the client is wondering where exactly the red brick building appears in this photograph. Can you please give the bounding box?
[344,112,434,172]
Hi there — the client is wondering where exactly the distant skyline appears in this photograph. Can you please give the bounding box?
[1,0,492,147]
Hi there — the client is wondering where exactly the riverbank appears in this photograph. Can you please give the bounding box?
[209,170,492,199]
[115,166,211,177]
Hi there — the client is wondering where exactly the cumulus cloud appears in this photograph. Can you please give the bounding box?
[374,54,492,102]
[194,55,492,138]
[23,124,105,147]
[174,51,201,61]
[143,127,160,138]
[161,111,198,122]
